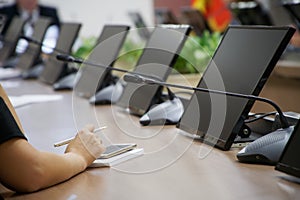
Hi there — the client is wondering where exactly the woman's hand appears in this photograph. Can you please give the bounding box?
[65,124,106,167]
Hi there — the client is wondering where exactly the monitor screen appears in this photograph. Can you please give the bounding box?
[3,17,23,42]
[229,1,273,25]
[0,17,25,62]
[38,23,81,84]
[177,26,294,150]
[276,120,300,178]
[73,25,130,98]
[17,17,51,71]
[117,25,191,116]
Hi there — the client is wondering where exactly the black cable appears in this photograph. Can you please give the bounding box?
[245,111,277,123]
[166,87,176,100]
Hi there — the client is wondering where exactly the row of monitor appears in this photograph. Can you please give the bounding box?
[2,19,294,153]
[72,24,294,151]
[0,16,81,83]
[0,16,299,181]
[70,24,300,181]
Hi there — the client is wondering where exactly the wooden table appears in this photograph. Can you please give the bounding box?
[1,79,300,200]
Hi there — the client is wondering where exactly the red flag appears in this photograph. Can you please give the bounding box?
[192,0,232,32]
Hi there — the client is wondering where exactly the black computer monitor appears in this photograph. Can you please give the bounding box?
[276,120,300,179]
[38,22,82,84]
[282,2,300,29]
[16,17,51,71]
[155,8,179,25]
[128,12,151,40]
[73,25,130,98]
[117,25,191,116]
[0,17,25,64]
[177,25,295,150]
[229,1,273,26]
[180,7,209,36]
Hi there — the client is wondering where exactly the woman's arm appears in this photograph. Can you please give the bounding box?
[0,84,105,192]
[0,125,105,193]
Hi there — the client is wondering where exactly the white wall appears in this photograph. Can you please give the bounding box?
[39,0,154,38]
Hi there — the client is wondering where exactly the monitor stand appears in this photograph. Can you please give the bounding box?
[22,63,44,79]
[1,56,20,68]
[89,81,125,104]
[53,72,77,91]
[236,126,294,165]
[139,97,185,126]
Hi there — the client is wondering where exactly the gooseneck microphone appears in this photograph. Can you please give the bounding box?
[123,73,289,129]
[20,35,67,55]
[56,54,165,82]
[20,35,42,45]
[123,73,296,165]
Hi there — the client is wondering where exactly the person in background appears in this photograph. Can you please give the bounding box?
[0,84,106,193]
[0,0,60,53]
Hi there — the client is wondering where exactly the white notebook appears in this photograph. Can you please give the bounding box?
[89,148,144,168]
[9,94,63,108]
[0,68,21,80]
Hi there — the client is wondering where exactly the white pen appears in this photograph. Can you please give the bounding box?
[54,126,107,147]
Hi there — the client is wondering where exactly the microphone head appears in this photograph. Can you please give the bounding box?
[123,74,164,85]
[123,74,144,84]
[56,54,77,63]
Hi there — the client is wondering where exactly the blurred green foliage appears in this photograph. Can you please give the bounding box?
[73,30,222,74]
[73,36,98,59]
[174,30,221,74]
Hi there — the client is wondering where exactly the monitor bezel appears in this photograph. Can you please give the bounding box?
[177,25,295,150]
[38,22,82,84]
[73,25,130,98]
[117,24,192,116]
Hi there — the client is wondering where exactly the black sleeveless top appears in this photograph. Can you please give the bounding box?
[0,97,27,144]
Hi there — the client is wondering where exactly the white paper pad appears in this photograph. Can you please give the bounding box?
[0,68,21,80]
[0,81,20,88]
[9,94,63,108]
[89,148,144,168]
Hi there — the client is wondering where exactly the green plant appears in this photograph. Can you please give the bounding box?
[73,30,221,74]
[173,30,221,74]
[114,37,145,70]
[73,36,98,59]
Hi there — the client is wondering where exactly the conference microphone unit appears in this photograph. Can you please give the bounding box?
[123,73,296,165]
